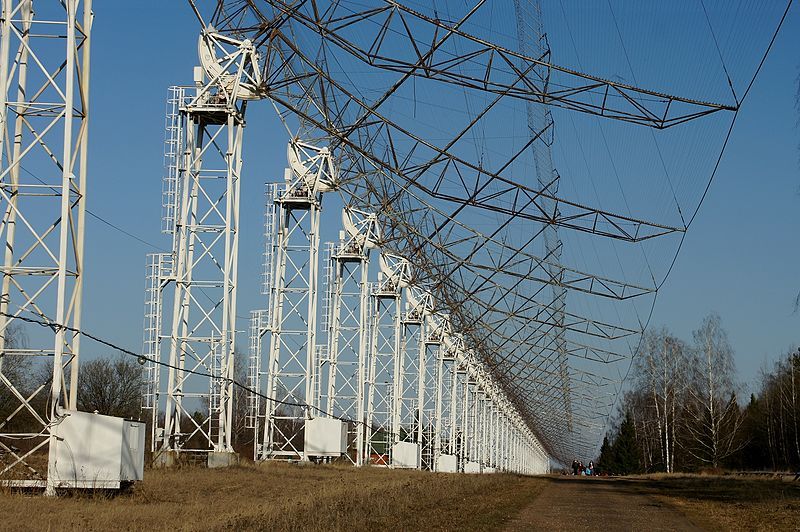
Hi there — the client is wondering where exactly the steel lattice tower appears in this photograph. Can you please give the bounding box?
[393,285,436,468]
[321,208,378,464]
[143,30,261,465]
[243,183,278,458]
[0,0,91,494]
[431,314,455,470]
[254,141,335,460]
[363,253,410,465]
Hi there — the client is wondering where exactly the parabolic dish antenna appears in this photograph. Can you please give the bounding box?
[287,142,311,182]
[379,253,410,288]
[342,209,379,249]
[406,286,421,310]
[198,29,262,100]
[287,142,335,192]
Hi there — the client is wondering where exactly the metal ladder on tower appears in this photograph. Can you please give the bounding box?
[313,344,328,413]
[246,309,268,430]
[262,183,279,299]
[142,252,173,449]
[161,86,185,234]
[245,183,279,445]
[142,254,162,413]
[209,336,224,449]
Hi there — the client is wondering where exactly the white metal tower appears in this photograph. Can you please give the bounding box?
[0,0,91,493]
[254,140,335,460]
[321,208,377,464]
[392,285,435,469]
[143,30,261,466]
[364,253,410,465]
[453,355,469,471]
[244,182,278,460]
[431,314,455,471]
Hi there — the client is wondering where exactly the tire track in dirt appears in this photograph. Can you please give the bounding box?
[505,476,704,531]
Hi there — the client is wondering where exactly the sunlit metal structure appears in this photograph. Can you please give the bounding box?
[364,253,409,465]
[321,208,378,464]
[141,29,261,466]
[165,0,791,466]
[395,285,436,469]
[0,0,92,493]
[0,0,783,496]
[254,141,335,460]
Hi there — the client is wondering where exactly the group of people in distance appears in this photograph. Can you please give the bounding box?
[571,459,594,476]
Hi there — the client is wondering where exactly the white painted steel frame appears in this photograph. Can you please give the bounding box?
[396,311,421,445]
[321,208,376,465]
[364,281,400,466]
[263,180,320,459]
[0,0,91,495]
[142,29,262,465]
[140,12,554,477]
[157,84,244,458]
[245,183,278,457]
[255,141,334,461]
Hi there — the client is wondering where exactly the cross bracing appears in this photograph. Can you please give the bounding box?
[0,0,91,491]
[6,0,786,485]
[171,0,789,464]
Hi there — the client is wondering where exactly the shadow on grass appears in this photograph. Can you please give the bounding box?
[544,474,800,505]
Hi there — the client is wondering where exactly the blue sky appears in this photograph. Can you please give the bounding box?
[79,2,799,391]
[646,7,799,389]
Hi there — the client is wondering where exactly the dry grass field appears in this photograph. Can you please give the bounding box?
[2,466,799,531]
[635,474,800,531]
[0,462,545,531]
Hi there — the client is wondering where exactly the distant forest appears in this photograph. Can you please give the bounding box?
[597,313,800,474]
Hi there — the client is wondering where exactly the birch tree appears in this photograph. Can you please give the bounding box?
[634,328,688,472]
[684,314,744,468]
[786,350,800,465]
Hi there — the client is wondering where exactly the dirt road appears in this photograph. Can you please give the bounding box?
[505,476,703,531]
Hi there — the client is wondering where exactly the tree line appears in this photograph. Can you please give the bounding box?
[598,313,800,474]
[5,314,798,471]
[1,324,144,425]
[0,327,252,455]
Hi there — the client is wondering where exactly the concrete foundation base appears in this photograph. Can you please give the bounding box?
[152,451,179,469]
[207,451,240,468]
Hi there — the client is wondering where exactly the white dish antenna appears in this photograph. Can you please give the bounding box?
[342,209,379,249]
[406,286,420,309]
[287,142,312,182]
[378,253,410,288]
[287,142,336,193]
[198,29,262,100]
[406,285,433,313]
[342,209,361,241]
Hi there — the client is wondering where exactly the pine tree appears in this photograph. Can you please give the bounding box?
[597,435,615,475]
[612,411,642,475]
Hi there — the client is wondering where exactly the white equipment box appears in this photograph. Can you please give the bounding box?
[435,454,458,473]
[464,461,482,474]
[304,417,347,457]
[50,409,145,489]
[483,467,496,474]
[391,442,420,469]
